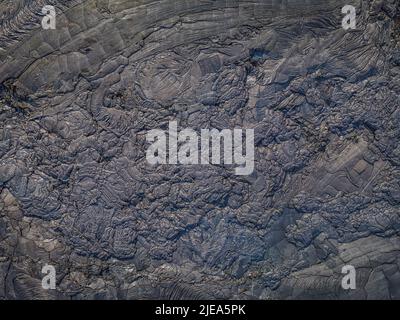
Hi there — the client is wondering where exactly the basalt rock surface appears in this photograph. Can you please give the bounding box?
[0,0,400,300]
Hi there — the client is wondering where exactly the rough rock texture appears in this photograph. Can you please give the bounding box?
[0,0,400,300]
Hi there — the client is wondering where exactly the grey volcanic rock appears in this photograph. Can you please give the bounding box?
[0,0,400,299]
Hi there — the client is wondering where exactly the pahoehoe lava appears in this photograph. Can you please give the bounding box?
[0,0,400,299]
